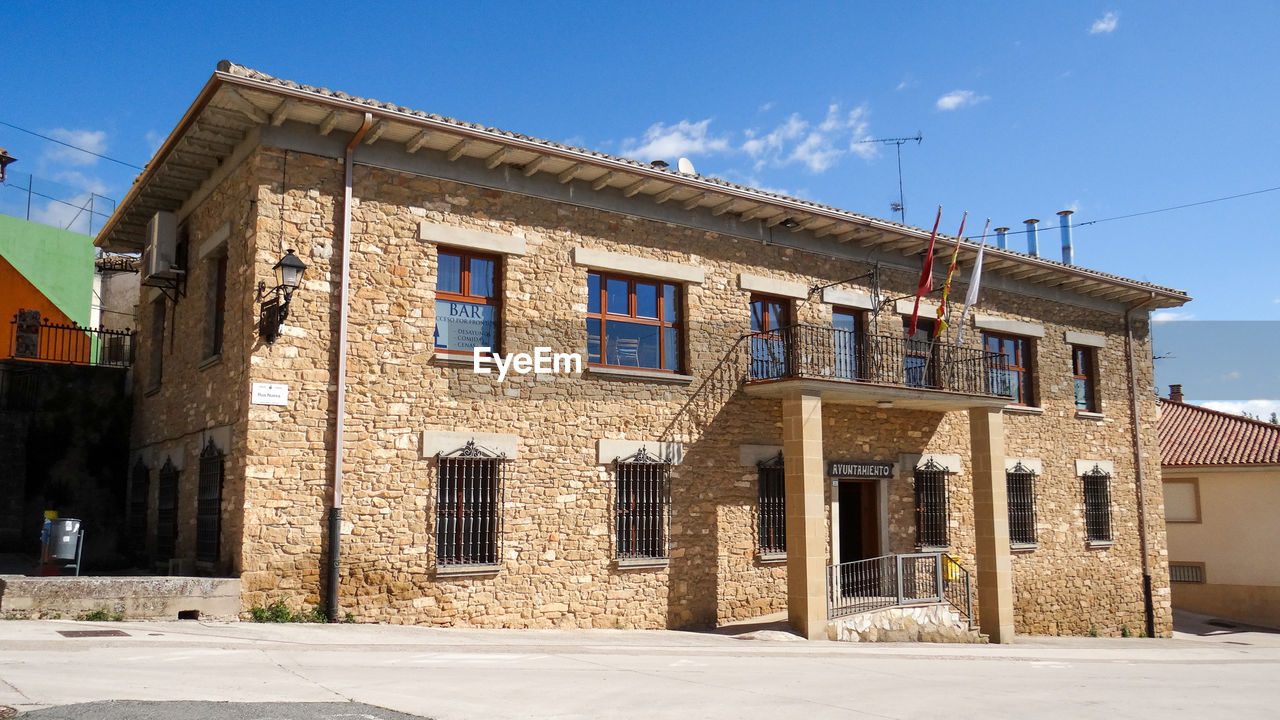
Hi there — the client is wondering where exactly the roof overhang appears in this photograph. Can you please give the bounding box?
[97,61,1191,311]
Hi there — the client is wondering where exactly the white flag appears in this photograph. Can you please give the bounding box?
[955,219,990,344]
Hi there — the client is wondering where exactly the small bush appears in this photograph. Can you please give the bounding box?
[76,609,123,622]
[248,599,327,623]
[1088,626,1099,638]
[1120,625,1131,638]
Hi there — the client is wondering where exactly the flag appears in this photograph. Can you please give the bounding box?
[908,206,943,337]
[955,219,991,344]
[934,212,968,337]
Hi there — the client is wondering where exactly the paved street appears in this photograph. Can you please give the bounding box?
[1,611,1277,719]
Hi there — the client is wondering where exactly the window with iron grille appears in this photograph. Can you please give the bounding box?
[615,447,672,560]
[197,439,225,564]
[1082,464,1113,542]
[147,298,166,389]
[155,458,178,561]
[757,452,785,555]
[1169,562,1205,584]
[1006,463,1038,546]
[914,459,949,548]
[205,251,229,359]
[128,459,149,555]
[436,441,506,567]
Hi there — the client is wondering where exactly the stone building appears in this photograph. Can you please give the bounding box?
[95,62,1189,640]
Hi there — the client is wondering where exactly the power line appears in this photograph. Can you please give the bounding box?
[0,119,144,170]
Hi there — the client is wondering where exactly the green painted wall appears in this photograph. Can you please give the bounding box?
[0,214,94,325]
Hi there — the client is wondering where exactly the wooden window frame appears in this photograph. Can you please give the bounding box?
[1072,345,1097,412]
[587,271,683,373]
[904,316,941,389]
[435,249,502,357]
[832,307,865,381]
[984,331,1035,406]
[206,252,228,359]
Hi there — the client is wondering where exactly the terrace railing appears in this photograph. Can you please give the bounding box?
[826,552,973,626]
[747,325,1007,398]
[8,313,134,368]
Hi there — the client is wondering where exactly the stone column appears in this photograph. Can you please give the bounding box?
[969,406,1015,642]
[782,389,827,640]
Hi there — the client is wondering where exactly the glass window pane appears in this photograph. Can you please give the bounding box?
[770,301,787,329]
[1075,378,1089,410]
[663,284,678,324]
[607,277,629,315]
[435,300,497,352]
[751,300,767,332]
[664,327,679,371]
[437,252,462,294]
[588,273,601,314]
[469,256,495,298]
[587,318,601,363]
[606,321,660,369]
[833,310,857,333]
[635,281,658,318]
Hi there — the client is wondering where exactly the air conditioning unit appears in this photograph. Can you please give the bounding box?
[142,211,179,282]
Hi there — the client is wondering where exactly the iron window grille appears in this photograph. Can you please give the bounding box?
[757,452,786,555]
[196,439,225,564]
[436,441,507,567]
[155,458,179,562]
[914,459,950,549]
[1006,462,1038,546]
[1082,464,1113,542]
[128,459,149,556]
[1169,563,1205,584]
[614,447,673,560]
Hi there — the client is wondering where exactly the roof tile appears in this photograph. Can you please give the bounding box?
[1158,398,1280,466]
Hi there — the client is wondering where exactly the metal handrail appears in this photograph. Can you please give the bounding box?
[827,552,973,626]
[8,313,134,368]
[746,324,1007,398]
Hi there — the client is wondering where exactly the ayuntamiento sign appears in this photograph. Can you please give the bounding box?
[827,460,894,479]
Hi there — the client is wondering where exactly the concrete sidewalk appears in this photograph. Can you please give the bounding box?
[1,612,1277,719]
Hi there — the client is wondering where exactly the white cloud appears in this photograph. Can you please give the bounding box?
[42,128,108,166]
[619,119,731,161]
[758,101,774,113]
[742,104,874,173]
[936,90,989,111]
[1200,399,1280,420]
[1220,371,1242,381]
[1090,12,1119,35]
[1151,310,1195,323]
[31,192,98,234]
[144,130,166,155]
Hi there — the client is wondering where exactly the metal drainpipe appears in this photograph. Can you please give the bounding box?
[1125,291,1158,638]
[327,111,374,622]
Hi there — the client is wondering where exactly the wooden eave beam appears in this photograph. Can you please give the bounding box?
[521,155,548,177]
[814,223,846,239]
[446,139,472,162]
[363,120,388,145]
[485,147,510,169]
[682,193,708,211]
[711,197,738,216]
[738,205,769,223]
[797,217,835,232]
[652,185,680,204]
[763,213,792,228]
[557,163,583,184]
[270,99,296,127]
[319,110,341,136]
[224,89,269,124]
[622,178,650,198]
[591,171,616,191]
[405,130,432,153]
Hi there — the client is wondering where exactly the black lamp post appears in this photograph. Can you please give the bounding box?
[259,249,307,343]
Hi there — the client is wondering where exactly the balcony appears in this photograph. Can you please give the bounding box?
[743,325,1009,411]
[6,312,134,369]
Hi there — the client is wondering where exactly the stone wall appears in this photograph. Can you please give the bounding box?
[135,142,1171,635]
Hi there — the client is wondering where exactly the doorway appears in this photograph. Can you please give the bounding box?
[837,480,879,564]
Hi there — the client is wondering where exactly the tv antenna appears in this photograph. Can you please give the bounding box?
[856,133,922,225]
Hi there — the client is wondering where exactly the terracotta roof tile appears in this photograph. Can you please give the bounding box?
[1158,398,1280,467]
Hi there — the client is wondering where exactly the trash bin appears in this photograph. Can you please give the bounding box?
[46,518,83,575]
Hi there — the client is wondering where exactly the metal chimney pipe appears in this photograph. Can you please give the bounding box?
[994,227,1009,250]
[1023,219,1040,256]
[1058,210,1075,265]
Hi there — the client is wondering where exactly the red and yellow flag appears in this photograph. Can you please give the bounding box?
[934,212,968,338]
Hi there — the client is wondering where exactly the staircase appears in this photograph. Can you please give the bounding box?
[826,553,987,643]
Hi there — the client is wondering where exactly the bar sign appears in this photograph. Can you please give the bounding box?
[827,460,894,479]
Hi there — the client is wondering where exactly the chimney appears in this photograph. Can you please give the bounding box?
[1169,384,1184,403]
[1023,219,1040,256]
[994,226,1009,250]
[0,148,17,184]
[1057,210,1074,265]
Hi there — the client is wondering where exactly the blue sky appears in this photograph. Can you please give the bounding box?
[2,2,1277,412]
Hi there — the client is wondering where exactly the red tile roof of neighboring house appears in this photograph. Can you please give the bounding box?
[1158,398,1280,467]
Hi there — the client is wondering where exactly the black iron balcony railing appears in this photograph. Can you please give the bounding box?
[7,314,134,368]
[746,325,1007,398]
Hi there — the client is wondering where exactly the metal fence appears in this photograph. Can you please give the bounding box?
[827,552,972,625]
[746,325,1003,397]
[8,313,134,367]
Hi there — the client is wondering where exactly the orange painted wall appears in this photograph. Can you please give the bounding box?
[0,254,84,361]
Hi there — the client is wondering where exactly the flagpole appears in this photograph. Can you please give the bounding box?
[934,212,968,339]
[956,219,992,345]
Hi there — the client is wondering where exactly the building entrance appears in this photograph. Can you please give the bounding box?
[837,480,879,564]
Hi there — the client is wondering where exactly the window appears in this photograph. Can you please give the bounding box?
[587,272,682,371]
[128,459,149,557]
[749,294,792,378]
[832,308,862,380]
[1082,464,1113,543]
[435,250,501,355]
[156,458,178,562]
[757,452,785,555]
[1072,345,1097,412]
[205,252,228,358]
[1169,562,1206,584]
[914,459,949,548]
[197,439,225,564]
[436,441,506,567]
[904,317,940,388]
[615,447,672,560]
[147,298,166,388]
[1164,479,1201,523]
[1006,463,1038,546]
[984,332,1034,405]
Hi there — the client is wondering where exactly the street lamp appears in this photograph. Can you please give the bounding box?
[258,249,307,344]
